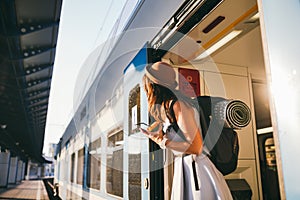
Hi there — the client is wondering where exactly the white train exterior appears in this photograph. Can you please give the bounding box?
[54,0,300,199]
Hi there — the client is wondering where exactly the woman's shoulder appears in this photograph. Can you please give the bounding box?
[172,99,193,114]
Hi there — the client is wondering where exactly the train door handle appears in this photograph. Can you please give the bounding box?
[144,178,149,189]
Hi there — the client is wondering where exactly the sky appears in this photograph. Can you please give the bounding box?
[43,0,132,155]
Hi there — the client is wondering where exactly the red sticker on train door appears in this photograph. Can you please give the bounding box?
[178,68,200,97]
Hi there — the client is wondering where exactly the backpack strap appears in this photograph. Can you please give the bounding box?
[164,100,188,142]
[164,99,179,131]
[198,104,208,135]
[165,99,177,124]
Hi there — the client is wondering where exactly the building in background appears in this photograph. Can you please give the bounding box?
[43,143,57,177]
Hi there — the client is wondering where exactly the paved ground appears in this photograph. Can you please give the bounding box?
[0,180,49,200]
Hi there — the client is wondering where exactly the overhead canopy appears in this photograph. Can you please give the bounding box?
[0,0,62,163]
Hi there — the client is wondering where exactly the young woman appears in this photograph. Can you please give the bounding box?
[140,61,232,199]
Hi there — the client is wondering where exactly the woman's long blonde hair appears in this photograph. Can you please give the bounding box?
[143,75,193,123]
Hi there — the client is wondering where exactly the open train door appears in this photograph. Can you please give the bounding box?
[123,44,164,200]
[257,0,300,199]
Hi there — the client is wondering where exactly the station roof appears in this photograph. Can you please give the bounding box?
[0,0,62,163]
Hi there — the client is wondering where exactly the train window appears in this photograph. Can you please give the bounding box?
[128,85,141,200]
[77,147,85,185]
[128,85,141,135]
[87,137,101,190]
[70,153,75,183]
[128,152,141,200]
[106,130,123,197]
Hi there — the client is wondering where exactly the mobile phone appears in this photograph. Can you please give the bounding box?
[139,127,147,132]
[135,122,149,127]
[139,127,149,135]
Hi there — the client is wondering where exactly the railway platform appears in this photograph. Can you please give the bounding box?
[0,180,49,200]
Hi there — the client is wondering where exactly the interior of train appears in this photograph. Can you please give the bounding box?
[153,0,280,199]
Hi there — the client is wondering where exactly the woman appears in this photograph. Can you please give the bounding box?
[140,61,232,199]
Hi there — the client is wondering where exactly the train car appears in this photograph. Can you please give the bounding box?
[54,0,300,199]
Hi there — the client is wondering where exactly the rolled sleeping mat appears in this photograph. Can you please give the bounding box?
[213,99,251,129]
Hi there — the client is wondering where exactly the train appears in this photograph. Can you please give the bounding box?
[54,0,300,199]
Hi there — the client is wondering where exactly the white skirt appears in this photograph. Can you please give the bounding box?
[171,153,233,200]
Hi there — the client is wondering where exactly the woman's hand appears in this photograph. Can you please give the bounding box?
[140,125,165,146]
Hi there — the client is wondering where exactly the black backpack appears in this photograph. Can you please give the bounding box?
[166,96,240,175]
[195,96,239,175]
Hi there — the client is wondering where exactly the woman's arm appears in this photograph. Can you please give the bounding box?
[140,100,203,155]
[139,125,196,153]
[166,100,203,155]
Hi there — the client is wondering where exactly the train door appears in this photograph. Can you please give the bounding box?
[123,46,153,200]
[252,81,280,199]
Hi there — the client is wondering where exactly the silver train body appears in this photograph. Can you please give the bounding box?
[54,0,300,199]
